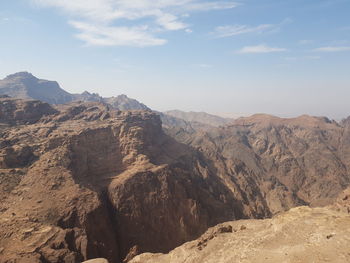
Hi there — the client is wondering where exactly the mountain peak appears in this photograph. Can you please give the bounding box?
[5,71,36,80]
[0,72,150,111]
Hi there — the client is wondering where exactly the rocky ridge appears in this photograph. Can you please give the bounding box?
[165,110,233,127]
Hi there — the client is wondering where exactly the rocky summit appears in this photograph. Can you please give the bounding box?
[0,96,350,263]
[0,72,75,104]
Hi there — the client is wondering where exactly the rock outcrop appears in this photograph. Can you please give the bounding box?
[130,205,350,263]
[0,97,57,125]
[331,187,350,214]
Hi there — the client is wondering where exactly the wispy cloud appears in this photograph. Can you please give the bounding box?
[213,24,275,38]
[237,44,287,54]
[31,0,238,47]
[298,39,313,45]
[212,18,292,38]
[69,21,166,47]
[313,46,350,52]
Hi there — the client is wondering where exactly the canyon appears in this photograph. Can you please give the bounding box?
[1,73,350,263]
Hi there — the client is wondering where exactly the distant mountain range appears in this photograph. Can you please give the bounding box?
[0,72,150,111]
[165,110,233,127]
[0,72,232,127]
[0,72,74,104]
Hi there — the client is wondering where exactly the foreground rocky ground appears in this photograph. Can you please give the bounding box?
[1,96,350,263]
[131,203,350,263]
[132,188,350,263]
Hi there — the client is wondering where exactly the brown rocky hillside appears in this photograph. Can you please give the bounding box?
[1,97,350,263]
[0,98,267,263]
[167,113,350,214]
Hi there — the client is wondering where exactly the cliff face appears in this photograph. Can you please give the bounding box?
[0,99,267,263]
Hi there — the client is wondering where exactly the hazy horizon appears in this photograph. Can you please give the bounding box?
[1,0,350,119]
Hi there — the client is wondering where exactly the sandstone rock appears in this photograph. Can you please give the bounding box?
[169,113,350,214]
[331,187,350,214]
[83,258,109,263]
[130,206,350,263]
[0,97,57,125]
[0,100,261,263]
[2,99,350,263]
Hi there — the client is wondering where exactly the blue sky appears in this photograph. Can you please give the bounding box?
[0,0,350,118]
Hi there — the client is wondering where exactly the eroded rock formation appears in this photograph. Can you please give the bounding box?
[1,98,350,263]
[0,99,265,263]
[168,114,350,214]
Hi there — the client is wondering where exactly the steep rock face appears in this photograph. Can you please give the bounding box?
[130,206,350,263]
[0,100,268,263]
[168,114,350,214]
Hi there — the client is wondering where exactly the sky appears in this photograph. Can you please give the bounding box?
[0,0,350,119]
